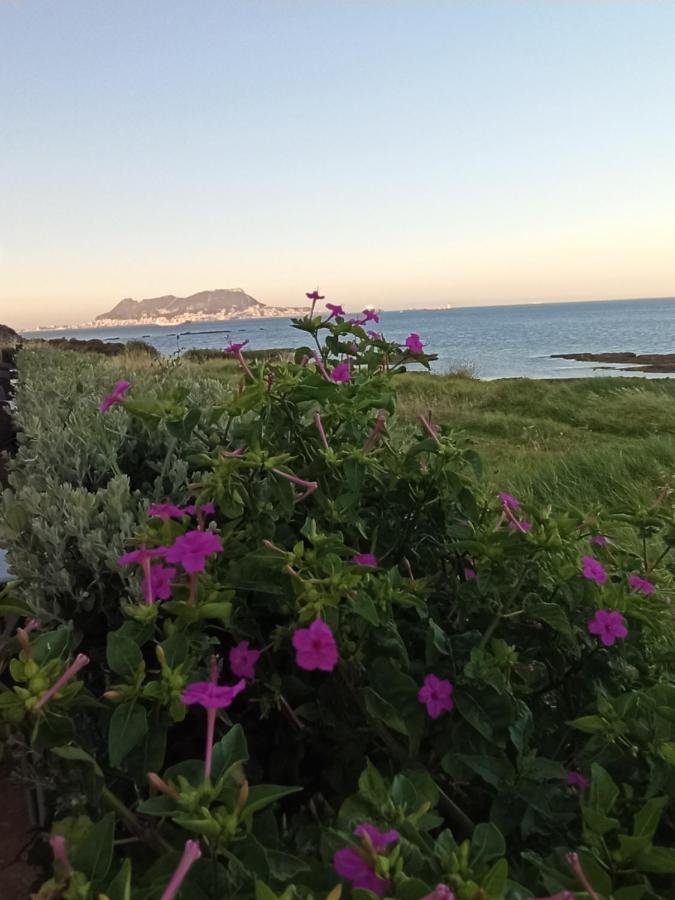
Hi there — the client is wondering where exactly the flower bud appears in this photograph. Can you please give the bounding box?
[236,779,249,812]
[147,772,180,801]
[15,628,33,658]
[103,690,123,701]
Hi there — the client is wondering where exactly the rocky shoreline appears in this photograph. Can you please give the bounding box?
[552,352,675,373]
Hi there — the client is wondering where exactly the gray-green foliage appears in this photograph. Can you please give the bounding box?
[0,346,230,620]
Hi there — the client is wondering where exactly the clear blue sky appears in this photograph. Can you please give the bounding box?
[2,0,675,326]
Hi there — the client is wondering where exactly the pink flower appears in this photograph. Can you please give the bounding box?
[354,823,400,852]
[499,491,520,510]
[333,849,389,897]
[418,674,454,719]
[49,835,72,876]
[628,574,655,594]
[147,503,186,521]
[421,888,455,900]
[464,567,476,580]
[587,609,628,646]
[590,535,609,546]
[306,290,325,301]
[330,361,351,383]
[224,340,249,355]
[160,839,202,900]
[567,771,590,790]
[404,333,424,353]
[183,502,217,517]
[292,620,338,672]
[352,553,378,568]
[362,309,380,323]
[333,823,399,898]
[367,330,382,340]
[33,654,90,712]
[326,302,344,318]
[181,678,246,709]
[582,556,608,585]
[165,530,223,573]
[145,565,177,602]
[508,519,532,532]
[229,641,261,680]
[99,380,130,412]
[118,547,166,568]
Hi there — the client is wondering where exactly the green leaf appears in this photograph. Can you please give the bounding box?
[0,601,34,617]
[582,806,619,836]
[519,756,565,782]
[457,754,516,788]
[577,851,613,896]
[568,715,605,734]
[51,745,103,777]
[163,758,204,787]
[368,658,424,740]
[352,592,380,625]
[364,687,409,736]
[434,829,458,867]
[197,601,232,623]
[588,763,619,816]
[359,760,389,808]
[613,887,647,900]
[211,724,249,784]
[483,858,508,898]
[160,633,189,667]
[390,774,418,810]
[71,813,115,885]
[105,859,132,900]
[396,879,434,899]
[255,884,279,900]
[470,822,505,867]
[136,795,179,816]
[635,845,675,873]
[265,850,310,880]
[528,600,573,637]
[32,626,71,665]
[633,796,667,839]
[656,741,675,764]
[455,686,514,746]
[108,703,148,768]
[617,833,652,862]
[241,784,303,819]
[106,632,143,679]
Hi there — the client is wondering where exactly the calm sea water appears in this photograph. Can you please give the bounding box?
[23,298,675,380]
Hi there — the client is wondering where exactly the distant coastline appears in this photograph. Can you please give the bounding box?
[20,293,674,333]
[32,306,309,332]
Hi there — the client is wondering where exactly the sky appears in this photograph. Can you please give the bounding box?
[2,1,675,328]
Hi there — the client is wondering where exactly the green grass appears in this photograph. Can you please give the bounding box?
[97,348,675,510]
[395,374,675,509]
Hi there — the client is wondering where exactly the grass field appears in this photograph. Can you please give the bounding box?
[395,373,675,510]
[97,348,675,511]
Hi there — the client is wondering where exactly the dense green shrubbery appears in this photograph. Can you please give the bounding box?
[1,310,675,899]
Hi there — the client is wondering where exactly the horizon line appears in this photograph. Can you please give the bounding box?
[12,292,675,333]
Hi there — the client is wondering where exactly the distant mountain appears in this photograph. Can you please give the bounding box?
[96,288,267,322]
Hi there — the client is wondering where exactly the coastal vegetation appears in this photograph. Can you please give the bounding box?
[0,309,674,899]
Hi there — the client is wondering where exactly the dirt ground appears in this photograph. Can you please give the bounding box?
[0,767,40,899]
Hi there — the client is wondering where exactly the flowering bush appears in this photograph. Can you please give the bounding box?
[1,303,675,899]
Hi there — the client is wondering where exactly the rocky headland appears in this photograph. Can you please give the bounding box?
[92,288,308,327]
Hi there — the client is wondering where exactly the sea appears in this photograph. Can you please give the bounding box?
[22,297,675,380]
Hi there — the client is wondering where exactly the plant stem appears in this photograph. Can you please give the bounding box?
[101,785,171,853]
[204,708,216,779]
[479,613,501,649]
